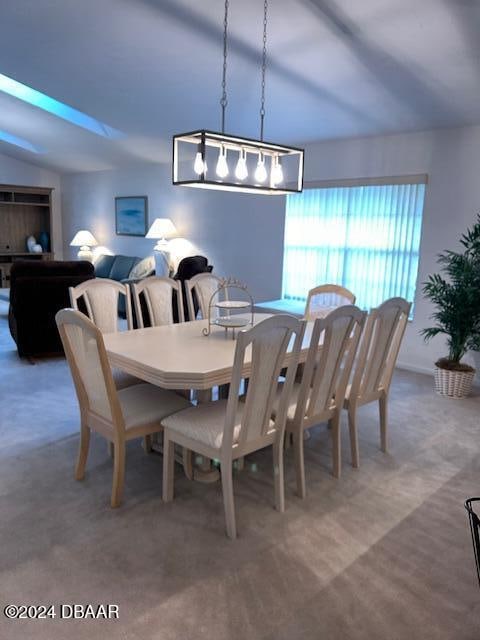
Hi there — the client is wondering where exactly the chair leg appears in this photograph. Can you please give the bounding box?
[142,435,153,454]
[182,447,193,481]
[273,439,285,512]
[330,414,341,479]
[75,422,90,481]
[163,433,175,502]
[111,440,126,508]
[348,406,359,469]
[379,395,388,453]
[292,428,306,499]
[221,461,237,539]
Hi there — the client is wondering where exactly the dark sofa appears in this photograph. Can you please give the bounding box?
[8,260,94,357]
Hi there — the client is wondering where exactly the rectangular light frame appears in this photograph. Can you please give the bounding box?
[172,130,304,195]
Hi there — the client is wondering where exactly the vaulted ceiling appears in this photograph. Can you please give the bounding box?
[0,0,479,173]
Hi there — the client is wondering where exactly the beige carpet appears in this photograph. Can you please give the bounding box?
[0,299,479,639]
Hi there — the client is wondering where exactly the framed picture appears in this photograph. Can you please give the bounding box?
[115,196,148,236]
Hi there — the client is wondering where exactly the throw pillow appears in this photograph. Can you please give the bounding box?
[129,255,155,279]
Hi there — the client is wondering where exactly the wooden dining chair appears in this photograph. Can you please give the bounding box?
[344,297,411,468]
[161,314,305,539]
[304,284,356,321]
[56,309,191,507]
[69,278,133,332]
[70,277,142,407]
[131,276,184,328]
[185,273,225,321]
[280,305,366,498]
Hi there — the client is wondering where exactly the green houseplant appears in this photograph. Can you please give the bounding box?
[422,215,480,397]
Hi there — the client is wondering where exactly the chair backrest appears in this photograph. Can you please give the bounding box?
[132,276,184,328]
[185,273,225,320]
[295,305,366,423]
[349,297,411,402]
[221,315,305,454]
[56,309,123,430]
[304,284,356,321]
[69,278,132,333]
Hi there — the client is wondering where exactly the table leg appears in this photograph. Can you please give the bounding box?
[192,455,220,483]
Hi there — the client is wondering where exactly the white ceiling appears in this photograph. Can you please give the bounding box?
[0,0,479,173]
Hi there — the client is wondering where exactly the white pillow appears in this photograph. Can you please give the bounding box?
[130,255,155,279]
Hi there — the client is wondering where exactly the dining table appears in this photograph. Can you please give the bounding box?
[104,312,314,481]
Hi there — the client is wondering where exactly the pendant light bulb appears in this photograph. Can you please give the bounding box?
[271,155,284,185]
[235,149,248,180]
[255,153,267,183]
[194,150,206,175]
[216,145,229,178]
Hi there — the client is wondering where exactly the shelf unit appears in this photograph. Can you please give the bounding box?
[0,185,54,287]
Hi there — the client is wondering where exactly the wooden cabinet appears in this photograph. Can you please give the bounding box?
[0,185,54,287]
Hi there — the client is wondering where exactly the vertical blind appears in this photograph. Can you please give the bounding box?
[282,182,425,313]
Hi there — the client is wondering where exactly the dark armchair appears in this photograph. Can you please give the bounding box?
[174,255,213,321]
[8,260,94,357]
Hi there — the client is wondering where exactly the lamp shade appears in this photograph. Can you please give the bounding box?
[146,218,177,239]
[70,230,98,247]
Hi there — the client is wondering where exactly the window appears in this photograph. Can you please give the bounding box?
[282,179,426,315]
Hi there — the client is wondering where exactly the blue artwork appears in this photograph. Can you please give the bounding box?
[115,197,148,236]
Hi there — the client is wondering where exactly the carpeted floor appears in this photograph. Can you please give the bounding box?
[0,298,479,639]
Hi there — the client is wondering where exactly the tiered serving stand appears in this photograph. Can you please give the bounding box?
[202,278,254,339]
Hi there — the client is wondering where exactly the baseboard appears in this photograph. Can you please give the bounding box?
[396,360,480,387]
[396,361,433,377]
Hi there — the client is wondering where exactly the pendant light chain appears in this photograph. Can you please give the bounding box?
[220,0,229,133]
[260,0,268,141]
[172,0,303,195]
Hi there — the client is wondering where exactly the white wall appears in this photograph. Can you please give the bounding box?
[61,163,286,303]
[302,125,480,374]
[0,152,63,257]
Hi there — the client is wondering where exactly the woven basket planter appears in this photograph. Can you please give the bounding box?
[434,365,475,399]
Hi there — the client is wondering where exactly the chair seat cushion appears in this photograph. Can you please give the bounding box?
[118,384,191,430]
[162,399,249,450]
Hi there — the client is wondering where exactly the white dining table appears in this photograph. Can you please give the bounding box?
[104,313,314,393]
[104,313,314,481]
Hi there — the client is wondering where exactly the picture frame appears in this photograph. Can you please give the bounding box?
[115,196,148,236]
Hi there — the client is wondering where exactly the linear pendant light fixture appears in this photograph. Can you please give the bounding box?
[172,0,304,195]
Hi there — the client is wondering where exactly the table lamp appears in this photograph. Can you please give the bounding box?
[70,230,98,262]
[146,218,177,250]
[146,218,177,276]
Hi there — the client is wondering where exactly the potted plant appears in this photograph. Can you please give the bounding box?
[422,216,480,398]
